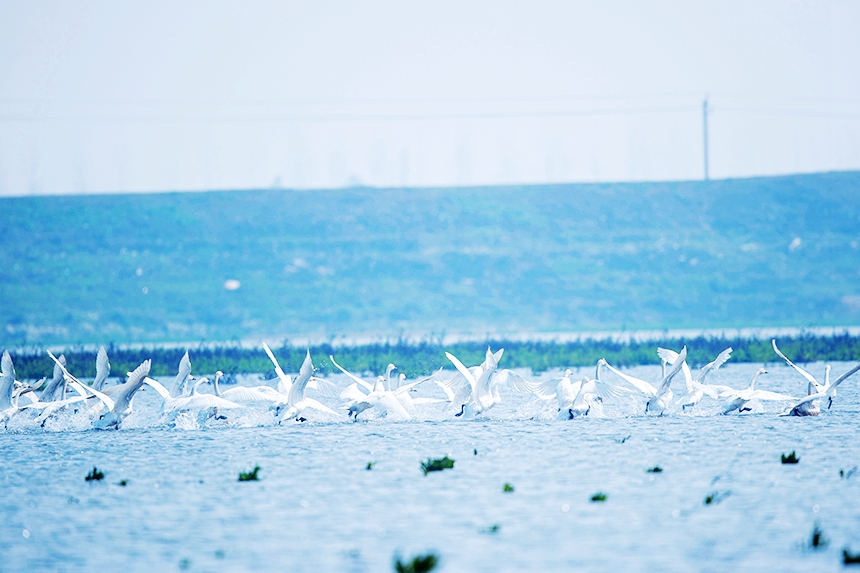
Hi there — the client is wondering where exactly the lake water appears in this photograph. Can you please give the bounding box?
[2,361,859,572]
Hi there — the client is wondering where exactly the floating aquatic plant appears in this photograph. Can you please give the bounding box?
[366,461,375,470]
[646,466,663,473]
[844,548,860,565]
[703,491,730,506]
[85,467,104,482]
[809,522,827,550]
[118,479,128,487]
[616,435,631,444]
[590,492,607,502]
[781,451,800,464]
[238,465,261,482]
[421,456,454,476]
[503,483,514,493]
[840,467,857,479]
[394,552,439,573]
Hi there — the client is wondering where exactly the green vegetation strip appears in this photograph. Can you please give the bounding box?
[8,332,860,380]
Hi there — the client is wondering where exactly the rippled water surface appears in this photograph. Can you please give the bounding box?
[2,362,860,572]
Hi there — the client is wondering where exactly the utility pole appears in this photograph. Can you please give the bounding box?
[702,96,709,181]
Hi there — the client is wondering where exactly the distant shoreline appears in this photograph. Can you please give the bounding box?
[8,329,859,381]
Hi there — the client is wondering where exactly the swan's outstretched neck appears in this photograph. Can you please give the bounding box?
[748,368,767,390]
[213,371,223,397]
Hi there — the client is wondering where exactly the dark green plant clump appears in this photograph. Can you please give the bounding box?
[366,461,375,470]
[394,552,439,573]
[118,479,128,486]
[590,492,607,502]
[238,465,261,482]
[85,467,104,481]
[704,491,730,506]
[646,466,663,473]
[844,548,860,565]
[809,522,827,550]
[781,451,800,464]
[503,483,515,493]
[421,456,455,476]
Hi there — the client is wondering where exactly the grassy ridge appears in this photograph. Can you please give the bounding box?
[9,333,860,381]
[2,171,860,346]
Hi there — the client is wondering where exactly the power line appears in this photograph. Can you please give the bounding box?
[0,105,701,124]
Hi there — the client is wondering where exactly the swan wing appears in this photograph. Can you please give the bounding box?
[81,384,115,411]
[829,362,860,391]
[1,350,14,380]
[67,381,115,411]
[699,347,732,381]
[392,368,444,396]
[771,339,822,391]
[601,361,656,396]
[657,347,687,394]
[92,346,111,390]
[307,376,342,398]
[445,352,477,388]
[751,389,796,401]
[435,373,471,404]
[142,377,171,400]
[262,343,293,387]
[328,355,374,392]
[784,392,824,412]
[340,383,369,402]
[694,382,723,399]
[47,351,103,406]
[222,386,278,403]
[302,397,339,416]
[657,347,692,392]
[492,369,553,397]
[657,347,679,363]
[593,379,633,399]
[170,351,192,395]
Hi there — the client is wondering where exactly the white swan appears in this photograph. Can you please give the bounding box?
[329,355,436,420]
[600,347,688,414]
[261,343,340,398]
[25,351,116,426]
[772,339,859,412]
[559,375,629,419]
[270,350,340,422]
[145,375,243,426]
[782,362,860,416]
[445,347,528,418]
[89,359,152,430]
[346,376,412,421]
[659,347,734,410]
[213,371,283,404]
[720,368,795,414]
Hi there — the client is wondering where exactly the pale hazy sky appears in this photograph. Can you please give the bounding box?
[1,0,859,196]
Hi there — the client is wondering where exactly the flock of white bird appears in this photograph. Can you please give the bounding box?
[0,339,857,431]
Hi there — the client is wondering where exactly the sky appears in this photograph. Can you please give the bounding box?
[0,0,859,196]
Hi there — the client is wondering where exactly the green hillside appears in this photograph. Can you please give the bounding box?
[1,172,859,346]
